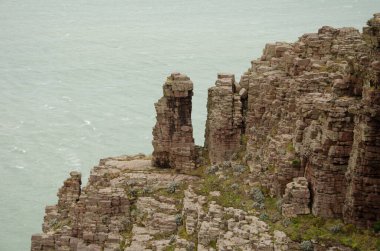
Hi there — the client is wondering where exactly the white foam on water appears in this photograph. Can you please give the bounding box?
[43,104,55,110]
[83,120,96,131]
[61,96,72,102]
[11,146,27,154]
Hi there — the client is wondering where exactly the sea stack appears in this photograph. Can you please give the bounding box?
[152,72,196,170]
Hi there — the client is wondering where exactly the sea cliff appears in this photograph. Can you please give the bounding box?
[31,14,380,251]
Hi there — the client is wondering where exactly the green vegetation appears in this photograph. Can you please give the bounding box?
[272,215,380,251]
[163,245,175,251]
[286,142,295,153]
[373,221,380,233]
[155,182,187,201]
[119,229,133,250]
[209,239,217,249]
[291,158,301,168]
[49,218,71,231]
[240,134,248,146]
[177,225,198,245]
[195,169,252,211]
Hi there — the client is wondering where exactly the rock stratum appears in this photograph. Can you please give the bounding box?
[31,15,380,251]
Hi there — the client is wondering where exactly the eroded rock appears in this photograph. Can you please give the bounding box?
[205,73,244,164]
[152,72,197,170]
[282,177,311,218]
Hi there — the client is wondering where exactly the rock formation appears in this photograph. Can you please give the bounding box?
[152,73,196,170]
[281,177,311,218]
[31,14,380,251]
[342,15,380,227]
[241,14,380,227]
[31,155,293,251]
[205,73,245,164]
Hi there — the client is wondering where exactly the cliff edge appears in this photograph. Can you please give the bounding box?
[31,14,380,251]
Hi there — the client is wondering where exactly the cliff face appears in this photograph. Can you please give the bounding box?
[239,14,380,227]
[31,15,380,251]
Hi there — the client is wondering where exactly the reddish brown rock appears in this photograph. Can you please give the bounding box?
[342,15,380,227]
[240,14,380,226]
[152,73,196,170]
[31,15,380,251]
[204,73,244,164]
[282,177,311,218]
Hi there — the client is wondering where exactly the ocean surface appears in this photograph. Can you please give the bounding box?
[0,0,379,250]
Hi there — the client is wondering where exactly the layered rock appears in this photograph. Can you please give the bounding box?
[31,14,380,251]
[281,177,311,218]
[31,155,294,251]
[31,154,199,251]
[152,73,196,170]
[342,15,380,227]
[238,14,380,226]
[205,73,245,164]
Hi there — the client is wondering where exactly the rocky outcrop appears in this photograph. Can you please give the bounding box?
[281,177,311,218]
[239,14,380,227]
[31,155,293,251]
[31,154,199,251]
[205,74,246,164]
[31,13,380,251]
[342,15,380,227]
[152,73,196,170]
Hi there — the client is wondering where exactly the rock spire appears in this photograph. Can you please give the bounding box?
[152,73,196,170]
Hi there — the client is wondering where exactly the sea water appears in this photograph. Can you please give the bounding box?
[0,0,379,249]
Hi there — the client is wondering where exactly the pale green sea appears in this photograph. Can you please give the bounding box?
[0,0,379,250]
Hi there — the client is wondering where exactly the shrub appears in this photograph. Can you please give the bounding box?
[329,224,343,234]
[167,182,179,194]
[282,218,291,227]
[205,165,219,175]
[128,188,138,198]
[175,214,183,226]
[259,212,269,221]
[142,186,152,195]
[231,183,239,190]
[253,202,265,210]
[232,164,246,174]
[300,240,314,251]
[251,187,265,203]
[221,161,232,169]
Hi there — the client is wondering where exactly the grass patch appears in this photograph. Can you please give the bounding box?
[286,142,295,153]
[163,246,175,251]
[155,182,187,201]
[50,218,71,231]
[272,215,380,250]
[209,239,217,249]
[195,171,252,211]
[119,229,133,250]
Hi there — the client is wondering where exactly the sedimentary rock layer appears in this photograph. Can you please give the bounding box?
[31,155,292,251]
[31,14,380,251]
[152,73,196,170]
[204,73,245,164]
[241,14,380,226]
